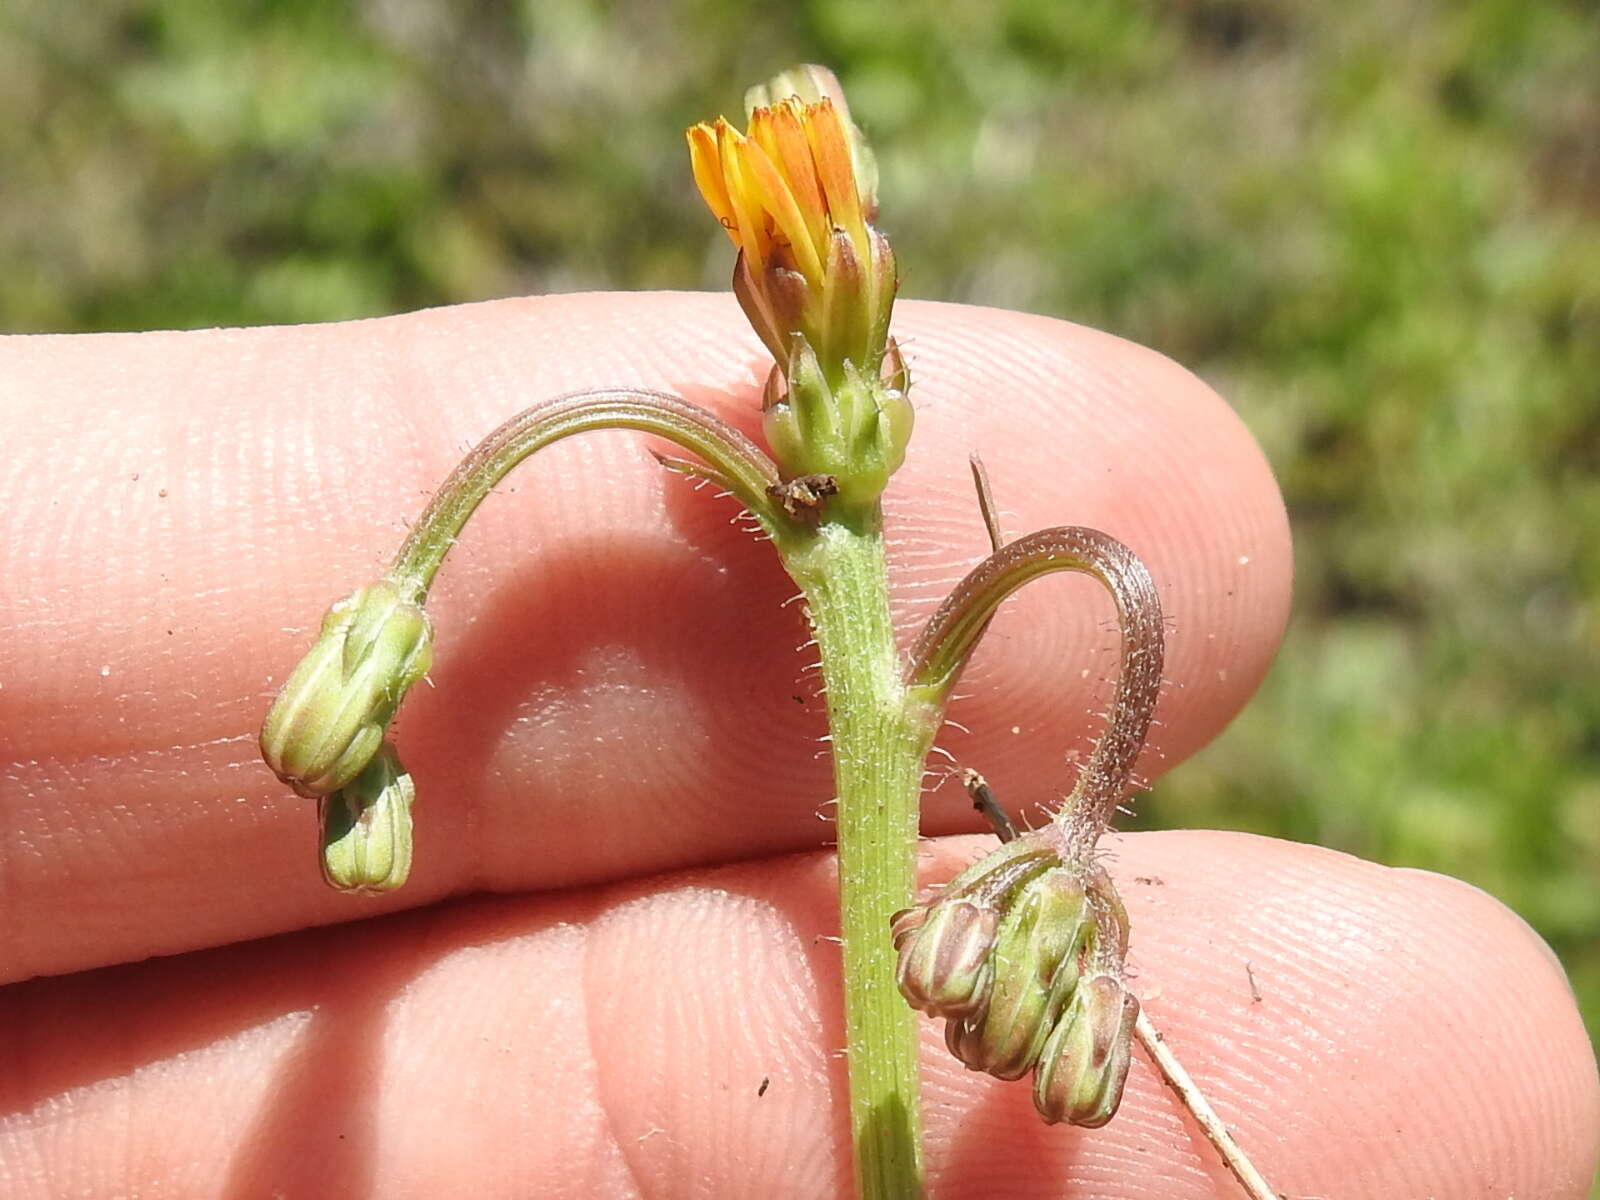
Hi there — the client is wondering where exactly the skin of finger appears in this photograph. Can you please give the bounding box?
[0,293,1289,982]
[0,831,1592,1199]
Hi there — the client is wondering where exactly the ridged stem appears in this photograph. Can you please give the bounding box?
[784,511,937,1200]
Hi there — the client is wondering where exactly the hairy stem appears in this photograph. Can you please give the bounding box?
[388,388,785,601]
[905,527,1164,837]
[784,512,936,1200]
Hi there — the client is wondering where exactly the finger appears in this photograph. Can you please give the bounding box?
[0,832,1590,1198]
[0,295,1289,980]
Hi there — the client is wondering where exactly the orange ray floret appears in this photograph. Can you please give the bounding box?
[686,97,869,289]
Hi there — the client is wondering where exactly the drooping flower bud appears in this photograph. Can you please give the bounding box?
[318,742,415,893]
[893,836,1094,1074]
[893,837,1055,1015]
[260,581,432,798]
[942,869,1091,1080]
[1032,973,1139,1128]
[893,832,1142,1126]
[891,897,998,1018]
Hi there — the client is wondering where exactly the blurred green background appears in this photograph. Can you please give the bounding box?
[4,0,1595,1102]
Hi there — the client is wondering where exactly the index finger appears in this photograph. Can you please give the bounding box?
[0,292,1290,982]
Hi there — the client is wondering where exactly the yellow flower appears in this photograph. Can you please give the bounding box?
[686,88,894,382]
[687,66,910,509]
[688,97,867,294]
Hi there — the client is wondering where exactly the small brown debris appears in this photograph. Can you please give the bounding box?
[768,474,838,520]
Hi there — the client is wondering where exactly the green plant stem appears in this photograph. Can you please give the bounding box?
[365,382,937,1194]
[387,388,784,600]
[783,509,938,1200]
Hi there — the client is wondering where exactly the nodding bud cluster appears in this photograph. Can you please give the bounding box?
[891,834,1139,1127]
[259,581,432,800]
[687,64,912,509]
[319,743,415,893]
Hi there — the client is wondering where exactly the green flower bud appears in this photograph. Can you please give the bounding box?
[761,342,913,511]
[260,581,432,798]
[1032,974,1139,1128]
[318,742,415,893]
[891,837,1056,1015]
[943,870,1091,1080]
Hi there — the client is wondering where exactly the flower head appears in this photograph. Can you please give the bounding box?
[687,91,894,383]
[687,64,910,508]
[690,95,863,286]
[891,832,1139,1125]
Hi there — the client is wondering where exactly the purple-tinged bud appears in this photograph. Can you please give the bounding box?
[893,833,1112,1086]
[260,581,432,798]
[890,838,1055,1017]
[881,337,909,395]
[1032,974,1139,1127]
[893,897,999,1018]
[941,870,1091,1080]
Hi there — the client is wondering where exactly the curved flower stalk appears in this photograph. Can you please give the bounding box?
[389,388,789,600]
[892,521,1164,1126]
[260,387,788,892]
[907,525,1165,848]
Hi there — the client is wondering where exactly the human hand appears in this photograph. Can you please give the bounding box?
[1,294,1594,1197]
